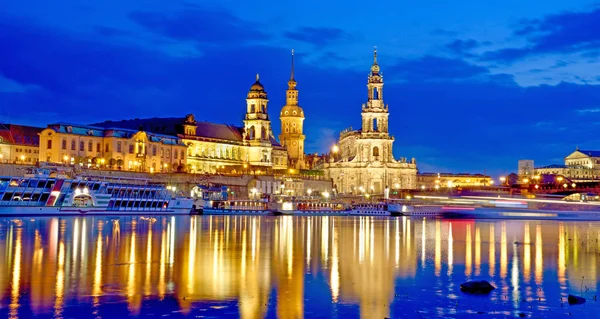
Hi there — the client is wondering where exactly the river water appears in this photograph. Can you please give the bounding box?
[0,215,598,318]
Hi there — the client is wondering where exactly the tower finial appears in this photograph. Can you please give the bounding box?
[373,46,378,64]
[290,49,295,81]
[256,73,259,81]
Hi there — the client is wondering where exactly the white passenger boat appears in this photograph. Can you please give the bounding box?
[349,202,405,216]
[0,169,193,215]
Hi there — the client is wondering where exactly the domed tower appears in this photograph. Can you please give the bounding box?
[244,74,271,144]
[279,49,306,169]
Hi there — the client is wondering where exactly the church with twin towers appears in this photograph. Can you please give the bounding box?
[250,47,418,192]
[46,48,417,191]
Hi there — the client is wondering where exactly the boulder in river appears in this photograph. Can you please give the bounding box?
[568,294,586,305]
[459,280,496,294]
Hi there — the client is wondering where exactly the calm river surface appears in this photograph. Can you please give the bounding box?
[0,215,599,318]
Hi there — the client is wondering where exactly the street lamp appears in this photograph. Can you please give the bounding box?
[499,176,506,185]
[20,155,25,163]
[307,188,312,197]
[323,191,330,201]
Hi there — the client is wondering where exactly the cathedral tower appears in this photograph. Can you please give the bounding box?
[359,47,394,163]
[243,74,273,164]
[279,49,306,169]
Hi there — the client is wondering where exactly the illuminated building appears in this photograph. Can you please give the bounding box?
[279,50,307,170]
[0,123,42,164]
[90,76,288,174]
[38,123,186,172]
[417,172,492,189]
[322,49,417,193]
[532,148,600,180]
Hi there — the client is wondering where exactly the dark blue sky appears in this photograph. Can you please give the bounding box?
[2,0,600,177]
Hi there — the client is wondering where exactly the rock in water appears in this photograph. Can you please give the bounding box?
[460,280,496,294]
[568,294,586,305]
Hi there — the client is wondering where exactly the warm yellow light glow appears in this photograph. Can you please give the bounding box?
[331,144,339,153]
[20,155,25,161]
[557,176,563,182]
[499,176,506,182]
[523,178,529,183]
[571,183,576,188]
[534,184,539,189]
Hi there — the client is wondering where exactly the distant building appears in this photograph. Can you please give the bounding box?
[38,123,186,172]
[322,49,417,194]
[518,160,534,176]
[534,148,600,180]
[0,123,43,164]
[417,173,492,189]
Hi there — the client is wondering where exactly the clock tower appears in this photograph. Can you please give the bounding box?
[279,49,306,169]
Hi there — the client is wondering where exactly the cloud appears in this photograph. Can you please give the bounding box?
[129,7,269,45]
[283,27,352,46]
[576,108,600,114]
[445,39,490,56]
[386,56,506,83]
[482,8,600,62]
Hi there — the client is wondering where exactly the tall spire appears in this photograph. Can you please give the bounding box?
[290,49,295,81]
[370,46,380,75]
[256,73,260,81]
[373,46,378,64]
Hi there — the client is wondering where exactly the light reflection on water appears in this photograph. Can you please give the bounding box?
[0,216,598,318]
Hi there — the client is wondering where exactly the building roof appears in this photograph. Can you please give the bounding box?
[91,116,284,148]
[46,123,185,146]
[536,164,568,169]
[577,150,600,157]
[0,123,44,146]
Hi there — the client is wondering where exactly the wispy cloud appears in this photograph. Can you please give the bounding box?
[481,8,600,63]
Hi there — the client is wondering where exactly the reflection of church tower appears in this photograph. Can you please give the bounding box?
[359,47,394,163]
[279,50,306,169]
[244,74,272,145]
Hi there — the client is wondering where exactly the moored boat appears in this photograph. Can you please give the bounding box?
[0,169,193,215]
[273,200,349,216]
[349,202,404,216]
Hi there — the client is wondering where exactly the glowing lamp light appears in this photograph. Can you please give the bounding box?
[435,185,440,190]
[323,191,330,199]
[421,185,425,190]
[331,145,339,153]
[523,178,530,183]
[572,183,576,188]
[20,155,25,161]
[307,189,312,196]
[534,185,539,189]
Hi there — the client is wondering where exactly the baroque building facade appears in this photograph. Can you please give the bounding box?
[0,123,42,164]
[322,49,417,193]
[88,75,288,174]
[38,123,186,172]
[279,50,306,170]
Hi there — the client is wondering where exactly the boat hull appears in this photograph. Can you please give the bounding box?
[0,206,192,216]
[202,208,272,216]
